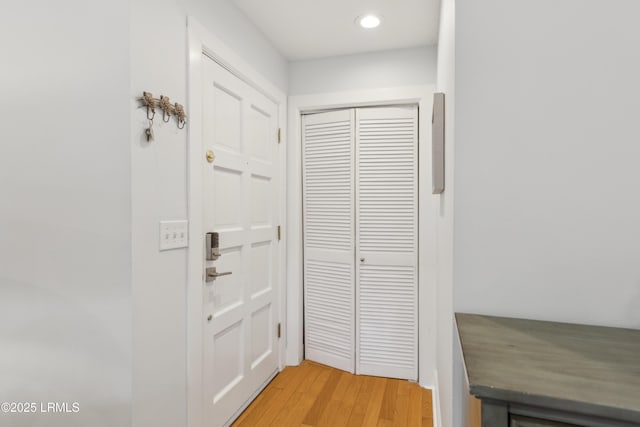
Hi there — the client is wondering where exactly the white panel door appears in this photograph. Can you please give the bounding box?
[302,110,355,373]
[355,105,418,380]
[202,57,280,427]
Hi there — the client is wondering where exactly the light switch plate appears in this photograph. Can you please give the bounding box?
[159,220,189,251]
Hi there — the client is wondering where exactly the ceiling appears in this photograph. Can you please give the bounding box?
[233,0,441,61]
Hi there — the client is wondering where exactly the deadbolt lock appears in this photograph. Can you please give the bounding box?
[206,232,221,261]
[206,150,215,163]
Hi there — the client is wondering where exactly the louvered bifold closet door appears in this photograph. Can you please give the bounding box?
[356,105,418,380]
[302,110,355,373]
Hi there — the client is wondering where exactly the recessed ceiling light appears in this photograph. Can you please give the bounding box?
[356,14,381,29]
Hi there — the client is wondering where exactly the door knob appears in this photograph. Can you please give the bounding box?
[360,257,365,262]
[205,267,232,283]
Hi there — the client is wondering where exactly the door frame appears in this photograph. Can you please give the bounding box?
[187,17,287,427]
[287,86,437,389]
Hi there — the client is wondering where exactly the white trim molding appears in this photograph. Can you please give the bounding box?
[433,369,442,427]
[286,85,438,389]
[186,17,287,427]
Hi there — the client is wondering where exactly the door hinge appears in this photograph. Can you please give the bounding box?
[277,322,281,338]
[277,225,281,241]
[277,128,281,144]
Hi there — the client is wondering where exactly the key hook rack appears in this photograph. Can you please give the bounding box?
[139,91,187,142]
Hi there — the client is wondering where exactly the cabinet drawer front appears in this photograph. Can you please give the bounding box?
[511,415,579,427]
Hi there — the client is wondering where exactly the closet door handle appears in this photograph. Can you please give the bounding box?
[360,257,365,263]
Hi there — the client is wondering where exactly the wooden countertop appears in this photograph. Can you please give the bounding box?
[455,313,640,423]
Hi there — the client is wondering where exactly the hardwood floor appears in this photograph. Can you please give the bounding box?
[232,360,433,427]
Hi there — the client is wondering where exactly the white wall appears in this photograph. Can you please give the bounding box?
[455,0,640,332]
[289,46,437,95]
[434,0,455,426]
[454,0,640,424]
[0,1,131,426]
[182,0,288,92]
[130,1,288,426]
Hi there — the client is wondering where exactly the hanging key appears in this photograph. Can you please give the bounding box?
[145,118,154,142]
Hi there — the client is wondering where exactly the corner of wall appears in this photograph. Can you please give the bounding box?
[434,0,456,425]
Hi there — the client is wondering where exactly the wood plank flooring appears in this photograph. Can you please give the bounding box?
[232,360,433,427]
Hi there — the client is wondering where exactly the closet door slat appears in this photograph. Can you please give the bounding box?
[356,105,419,381]
[302,110,355,373]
